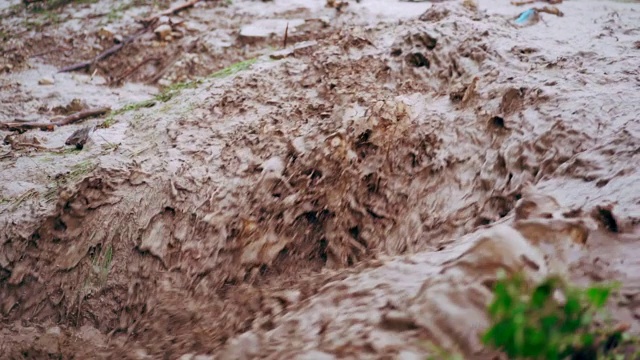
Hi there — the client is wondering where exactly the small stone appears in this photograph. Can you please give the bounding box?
[154,24,173,40]
[38,76,55,85]
[114,34,124,43]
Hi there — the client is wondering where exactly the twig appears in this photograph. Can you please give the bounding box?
[138,0,203,25]
[283,22,289,48]
[58,0,203,73]
[55,107,111,126]
[58,30,147,73]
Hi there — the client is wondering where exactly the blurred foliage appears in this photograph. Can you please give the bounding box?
[483,270,639,359]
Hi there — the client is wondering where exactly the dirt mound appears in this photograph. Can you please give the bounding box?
[1,0,640,358]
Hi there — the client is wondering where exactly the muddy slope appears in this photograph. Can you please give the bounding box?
[1,0,640,358]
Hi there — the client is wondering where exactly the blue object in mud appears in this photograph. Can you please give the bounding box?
[514,8,536,25]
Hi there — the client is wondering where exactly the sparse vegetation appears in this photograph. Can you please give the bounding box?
[10,189,39,210]
[99,99,156,128]
[210,57,258,78]
[483,271,638,359]
[99,58,258,128]
[91,244,113,287]
[44,159,97,202]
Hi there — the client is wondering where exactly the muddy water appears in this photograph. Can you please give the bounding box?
[1,0,640,358]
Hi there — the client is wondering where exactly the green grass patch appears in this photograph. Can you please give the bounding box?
[210,57,258,79]
[154,79,203,102]
[154,57,258,102]
[99,99,156,128]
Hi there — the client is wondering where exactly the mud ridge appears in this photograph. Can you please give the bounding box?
[1,0,640,358]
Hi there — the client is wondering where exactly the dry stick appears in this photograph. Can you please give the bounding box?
[58,29,148,73]
[0,122,55,131]
[55,107,111,126]
[0,107,111,132]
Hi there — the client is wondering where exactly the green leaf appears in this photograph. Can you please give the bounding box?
[585,286,611,308]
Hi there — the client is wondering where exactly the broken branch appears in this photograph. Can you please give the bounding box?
[58,29,147,73]
[0,122,55,132]
[0,107,110,132]
[58,0,203,73]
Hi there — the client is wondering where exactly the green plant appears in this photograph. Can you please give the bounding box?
[483,271,635,359]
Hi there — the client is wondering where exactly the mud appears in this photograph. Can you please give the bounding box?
[1,0,640,359]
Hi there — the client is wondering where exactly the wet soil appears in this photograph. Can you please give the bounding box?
[1,0,640,359]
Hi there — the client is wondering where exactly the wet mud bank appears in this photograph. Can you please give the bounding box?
[1,0,640,358]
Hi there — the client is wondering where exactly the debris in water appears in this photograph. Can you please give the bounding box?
[536,6,564,17]
[65,126,93,150]
[514,9,539,26]
[514,6,564,26]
